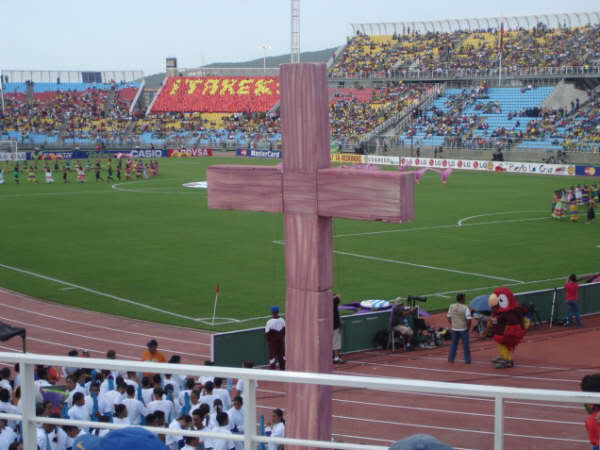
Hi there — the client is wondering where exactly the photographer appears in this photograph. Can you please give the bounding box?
[391,299,415,348]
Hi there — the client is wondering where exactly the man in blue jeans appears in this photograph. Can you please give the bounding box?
[448,293,472,364]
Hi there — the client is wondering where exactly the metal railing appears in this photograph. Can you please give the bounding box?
[330,65,600,82]
[1,352,600,450]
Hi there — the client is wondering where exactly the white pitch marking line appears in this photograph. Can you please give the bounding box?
[0,262,197,321]
[59,286,78,291]
[457,210,547,227]
[0,300,211,347]
[333,215,550,239]
[334,250,523,283]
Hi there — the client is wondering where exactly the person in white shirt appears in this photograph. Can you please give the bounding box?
[0,368,11,394]
[212,412,235,450]
[147,387,174,422]
[123,371,140,390]
[178,378,197,407]
[0,388,18,430]
[166,414,192,450]
[67,393,90,432]
[34,367,53,405]
[140,376,154,406]
[122,384,148,425]
[65,375,85,408]
[227,396,244,450]
[213,378,231,411]
[197,360,215,387]
[112,404,130,425]
[98,380,124,415]
[36,417,68,450]
[84,382,101,419]
[265,306,286,370]
[199,381,218,414]
[63,425,86,450]
[266,408,284,450]
[0,419,17,449]
[233,361,256,401]
[181,435,202,450]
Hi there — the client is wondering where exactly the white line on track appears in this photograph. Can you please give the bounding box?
[338,360,580,383]
[403,354,600,373]
[333,215,550,239]
[0,301,210,346]
[0,315,209,358]
[333,398,580,425]
[333,250,523,283]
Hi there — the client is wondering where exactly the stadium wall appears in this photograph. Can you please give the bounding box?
[212,282,600,367]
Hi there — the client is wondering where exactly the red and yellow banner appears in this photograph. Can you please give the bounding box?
[152,76,280,113]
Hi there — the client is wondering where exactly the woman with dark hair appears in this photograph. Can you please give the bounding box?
[565,274,582,328]
[267,409,285,450]
[212,411,235,450]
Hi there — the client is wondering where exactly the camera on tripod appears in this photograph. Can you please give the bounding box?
[407,295,427,305]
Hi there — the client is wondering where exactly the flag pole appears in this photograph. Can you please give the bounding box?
[211,284,220,325]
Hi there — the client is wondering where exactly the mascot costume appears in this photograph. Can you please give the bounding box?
[488,287,527,369]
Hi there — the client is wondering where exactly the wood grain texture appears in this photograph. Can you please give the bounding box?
[285,288,332,442]
[284,213,332,291]
[282,169,318,215]
[280,64,331,171]
[317,168,416,223]
[207,165,283,213]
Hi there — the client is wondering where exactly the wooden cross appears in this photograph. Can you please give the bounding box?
[207,63,415,448]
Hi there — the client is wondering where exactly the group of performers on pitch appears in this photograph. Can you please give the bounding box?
[552,184,598,224]
[0,158,159,185]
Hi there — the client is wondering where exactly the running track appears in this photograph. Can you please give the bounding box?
[1,286,598,450]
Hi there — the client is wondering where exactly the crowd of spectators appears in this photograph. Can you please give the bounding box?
[522,92,600,151]
[0,341,282,450]
[331,23,600,78]
[329,83,433,148]
[399,87,485,147]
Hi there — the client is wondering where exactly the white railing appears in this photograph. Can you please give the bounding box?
[1,352,600,450]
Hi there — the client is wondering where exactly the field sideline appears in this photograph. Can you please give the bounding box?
[0,157,597,331]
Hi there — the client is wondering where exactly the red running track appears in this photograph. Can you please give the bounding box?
[1,287,599,450]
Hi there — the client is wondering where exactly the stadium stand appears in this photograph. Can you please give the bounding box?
[150,77,280,113]
[331,23,600,78]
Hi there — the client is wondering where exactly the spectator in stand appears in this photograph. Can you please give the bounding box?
[564,274,582,327]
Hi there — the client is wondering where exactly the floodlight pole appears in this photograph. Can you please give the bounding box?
[259,44,272,75]
[0,70,5,115]
[291,0,300,63]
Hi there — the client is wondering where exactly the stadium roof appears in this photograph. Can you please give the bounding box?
[351,11,600,35]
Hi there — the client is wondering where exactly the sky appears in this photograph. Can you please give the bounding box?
[2,0,598,76]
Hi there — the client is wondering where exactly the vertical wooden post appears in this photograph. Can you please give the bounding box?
[280,63,333,447]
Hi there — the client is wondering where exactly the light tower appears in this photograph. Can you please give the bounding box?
[290,0,300,63]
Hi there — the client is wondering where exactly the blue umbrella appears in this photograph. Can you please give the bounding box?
[469,294,491,312]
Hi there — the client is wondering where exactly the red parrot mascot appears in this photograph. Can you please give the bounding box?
[488,287,527,369]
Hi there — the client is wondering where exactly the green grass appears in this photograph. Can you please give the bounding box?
[0,158,597,331]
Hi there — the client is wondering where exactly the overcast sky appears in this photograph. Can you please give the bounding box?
[2,0,598,76]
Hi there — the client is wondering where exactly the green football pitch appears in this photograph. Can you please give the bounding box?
[0,157,597,331]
